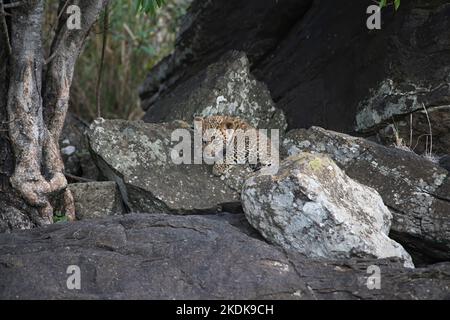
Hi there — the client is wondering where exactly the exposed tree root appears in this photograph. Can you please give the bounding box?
[3,0,110,224]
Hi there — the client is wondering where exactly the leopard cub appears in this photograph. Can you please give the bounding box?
[194,116,278,177]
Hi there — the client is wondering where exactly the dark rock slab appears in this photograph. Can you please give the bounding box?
[375,105,450,157]
[140,0,450,137]
[139,0,313,112]
[60,113,99,182]
[1,213,449,299]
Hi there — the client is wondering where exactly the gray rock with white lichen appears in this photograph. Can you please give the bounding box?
[87,119,242,214]
[143,51,287,132]
[242,152,414,268]
[283,127,450,264]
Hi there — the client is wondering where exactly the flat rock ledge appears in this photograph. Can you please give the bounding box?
[1,214,449,300]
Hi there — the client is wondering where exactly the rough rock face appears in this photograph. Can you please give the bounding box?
[60,113,99,182]
[139,0,313,113]
[140,0,450,138]
[283,127,450,264]
[1,213,449,300]
[87,119,242,214]
[375,105,450,157]
[67,182,125,220]
[0,188,47,233]
[242,153,413,267]
[0,201,36,233]
[143,51,287,132]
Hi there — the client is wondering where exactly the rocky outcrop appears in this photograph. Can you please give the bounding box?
[67,182,125,220]
[283,127,450,265]
[140,0,450,142]
[138,0,313,114]
[242,153,413,267]
[1,213,449,299]
[143,51,287,132]
[87,119,243,214]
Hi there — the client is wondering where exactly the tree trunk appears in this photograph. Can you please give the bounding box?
[0,0,109,231]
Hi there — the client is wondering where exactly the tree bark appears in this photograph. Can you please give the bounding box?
[0,0,109,229]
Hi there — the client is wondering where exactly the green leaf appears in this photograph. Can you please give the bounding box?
[135,0,166,15]
[379,0,387,8]
[394,0,401,10]
[53,212,68,223]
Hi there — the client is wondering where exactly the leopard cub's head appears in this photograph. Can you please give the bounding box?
[194,116,240,161]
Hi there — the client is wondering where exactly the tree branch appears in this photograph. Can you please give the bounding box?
[42,0,110,197]
[43,0,110,137]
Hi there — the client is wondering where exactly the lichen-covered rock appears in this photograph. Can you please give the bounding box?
[67,182,125,220]
[242,153,414,268]
[2,213,450,299]
[87,119,242,214]
[283,127,450,264]
[143,51,287,132]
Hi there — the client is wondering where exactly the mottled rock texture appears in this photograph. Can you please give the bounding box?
[143,51,287,132]
[67,182,125,220]
[283,127,450,265]
[87,119,243,214]
[242,153,413,267]
[1,214,449,300]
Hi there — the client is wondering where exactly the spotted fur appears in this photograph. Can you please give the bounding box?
[194,116,277,176]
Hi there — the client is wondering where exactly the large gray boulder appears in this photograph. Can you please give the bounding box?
[87,119,242,214]
[283,127,450,264]
[1,213,449,299]
[242,153,413,268]
[143,51,287,132]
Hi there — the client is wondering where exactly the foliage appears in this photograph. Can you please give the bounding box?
[53,211,68,223]
[379,0,401,11]
[136,0,166,15]
[44,0,190,121]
